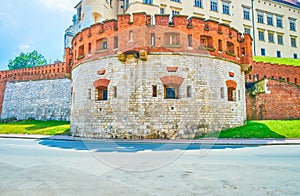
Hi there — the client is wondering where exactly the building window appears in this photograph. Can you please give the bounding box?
[244,27,251,34]
[222,1,230,15]
[218,39,222,51]
[188,34,193,47]
[228,87,236,101]
[160,8,165,14]
[187,86,191,98]
[277,34,283,45]
[114,36,118,49]
[276,50,281,58]
[125,0,129,9]
[152,85,157,97]
[226,41,234,54]
[144,0,152,4]
[97,87,108,100]
[78,45,84,58]
[210,0,218,12]
[200,35,213,48]
[88,43,91,54]
[172,10,180,17]
[243,8,250,20]
[151,33,155,46]
[238,90,241,101]
[276,16,283,28]
[171,0,181,2]
[261,48,266,56]
[257,12,264,24]
[220,87,224,99]
[129,31,133,41]
[289,18,296,31]
[113,86,117,98]
[294,53,298,59]
[258,31,265,41]
[165,32,180,46]
[268,32,274,43]
[194,0,203,8]
[165,86,178,99]
[267,14,273,26]
[96,38,107,51]
[88,88,91,99]
[291,37,297,47]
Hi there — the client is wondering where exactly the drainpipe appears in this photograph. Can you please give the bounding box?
[251,0,256,56]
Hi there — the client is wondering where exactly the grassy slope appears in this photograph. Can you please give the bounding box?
[253,56,300,66]
[0,120,70,135]
[205,120,300,139]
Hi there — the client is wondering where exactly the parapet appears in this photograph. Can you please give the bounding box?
[0,62,70,83]
[68,12,253,71]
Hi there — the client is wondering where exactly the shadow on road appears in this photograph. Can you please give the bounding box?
[38,139,259,152]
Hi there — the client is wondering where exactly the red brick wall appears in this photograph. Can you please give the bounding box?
[246,61,300,85]
[69,13,252,69]
[246,79,300,120]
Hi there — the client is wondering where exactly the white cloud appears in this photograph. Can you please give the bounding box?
[18,44,31,52]
[39,0,76,13]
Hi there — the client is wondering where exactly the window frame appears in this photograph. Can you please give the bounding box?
[257,12,264,24]
[243,8,250,20]
[258,31,265,41]
[276,15,283,28]
[194,0,203,8]
[210,0,218,12]
[277,34,283,45]
[222,1,230,15]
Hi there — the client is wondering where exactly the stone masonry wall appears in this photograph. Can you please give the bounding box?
[71,53,246,139]
[1,78,71,121]
[246,79,300,120]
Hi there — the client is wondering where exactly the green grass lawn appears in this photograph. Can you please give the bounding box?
[253,56,300,66]
[0,120,70,135]
[204,120,300,139]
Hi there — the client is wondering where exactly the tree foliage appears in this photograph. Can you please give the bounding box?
[8,50,47,70]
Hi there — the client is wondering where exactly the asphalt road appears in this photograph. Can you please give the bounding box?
[0,138,299,195]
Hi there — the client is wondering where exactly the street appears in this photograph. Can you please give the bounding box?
[0,138,299,195]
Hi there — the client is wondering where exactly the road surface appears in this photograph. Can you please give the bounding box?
[0,138,299,195]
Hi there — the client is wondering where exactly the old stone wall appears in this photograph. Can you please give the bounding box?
[1,78,71,121]
[71,53,246,139]
[246,79,300,120]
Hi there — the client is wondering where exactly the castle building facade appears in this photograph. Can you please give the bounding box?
[67,13,252,138]
[65,0,299,59]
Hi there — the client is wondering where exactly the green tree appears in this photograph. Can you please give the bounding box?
[8,50,47,70]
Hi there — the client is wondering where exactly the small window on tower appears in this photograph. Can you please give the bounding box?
[152,85,157,97]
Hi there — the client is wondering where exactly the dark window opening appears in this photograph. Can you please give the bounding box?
[187,86,191,97]
[97,87,108,100]
[165,86,178,99]
[228,87,236,101]
[152,85,157,97]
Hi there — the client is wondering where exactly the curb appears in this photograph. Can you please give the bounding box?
[1,134,300,145]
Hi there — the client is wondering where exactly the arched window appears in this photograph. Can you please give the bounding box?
[93,79,110,101]
[226,80,237,101]
[160,76,184,99]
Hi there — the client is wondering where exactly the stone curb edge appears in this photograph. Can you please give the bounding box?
[1,134,300,145]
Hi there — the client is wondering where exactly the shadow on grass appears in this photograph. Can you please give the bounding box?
[25,120,69,131]
[204,121,285,139]
[38,139,258,152]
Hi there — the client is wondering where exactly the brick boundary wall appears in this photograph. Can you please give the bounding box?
[0,62,71,114]
[246,61,300,85]
[246,79,300,120]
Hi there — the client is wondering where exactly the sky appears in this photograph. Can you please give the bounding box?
[0,0,78,70]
